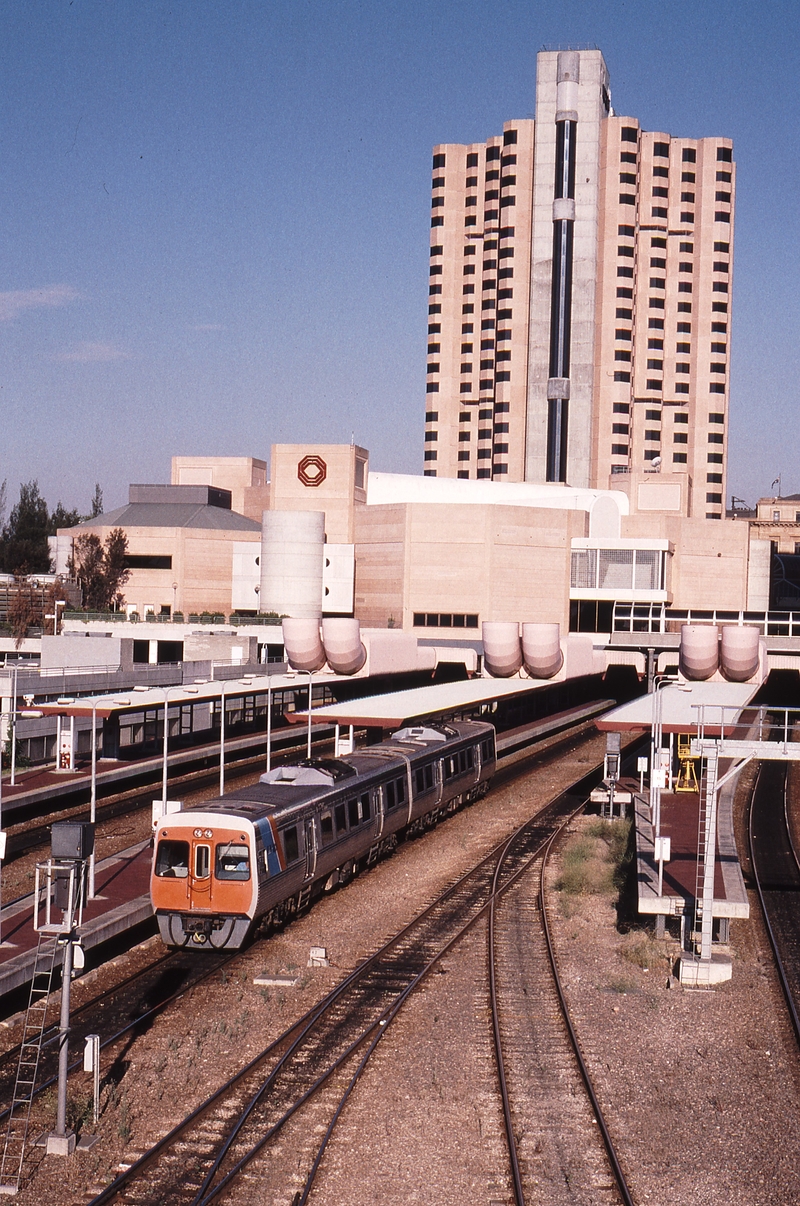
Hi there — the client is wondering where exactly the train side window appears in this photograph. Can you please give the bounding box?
[281,826,300,864]
[348,798,360,827]
[425,764,434,789]
[155,839,189,878]
[335,802,347,834]
[320,812,334,846]
[481,737,494,761]
[396,777,406,803]
[466,747,474,768]
[386,780,396,809]
[215,843,250,880]
[415,768,424,794]
[195,844,211,879]
[360,792,371,821]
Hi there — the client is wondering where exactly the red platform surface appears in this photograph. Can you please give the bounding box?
[657,792,725,900]
[0,842,154,997]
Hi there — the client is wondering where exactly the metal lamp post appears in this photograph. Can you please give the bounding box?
[307,671,313,760]
[266,677,273,774]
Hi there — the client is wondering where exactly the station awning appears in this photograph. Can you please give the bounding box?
[292,676,557,729]
[32,671,330,719]
[596,681,759,734]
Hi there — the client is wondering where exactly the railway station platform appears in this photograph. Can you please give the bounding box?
[598,682,754,946]
[0,721,333,825]
[0,841,154,1000]
[632,779,749,940]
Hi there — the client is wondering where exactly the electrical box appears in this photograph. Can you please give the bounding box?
[51,821,95,861]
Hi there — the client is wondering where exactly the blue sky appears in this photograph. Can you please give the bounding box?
[1,0,798,514]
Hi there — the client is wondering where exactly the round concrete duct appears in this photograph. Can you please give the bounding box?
[679,625,719,681]
[521,623,564,679]
[260,510,325,619]
[482,621,522,678]
[322,618,367,675]
[720,625,760,682]
[282,617,326,673]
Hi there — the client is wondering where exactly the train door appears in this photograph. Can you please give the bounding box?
[303,819,317,883]
[189,839,213,909]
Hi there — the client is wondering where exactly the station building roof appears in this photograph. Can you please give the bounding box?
[596,681,759,735]
[291,676,558,729]
[71,502,260,533]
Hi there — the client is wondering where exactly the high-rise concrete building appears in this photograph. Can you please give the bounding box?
[423,49,735,520]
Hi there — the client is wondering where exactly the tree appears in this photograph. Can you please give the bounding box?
[8,573,43,648]
[90,483,104,518]
[71,528,130,611]
[0,481,51,574]
[49,502,83,534]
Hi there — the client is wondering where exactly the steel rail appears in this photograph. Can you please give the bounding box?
[233,782,602,1206]
[87,739,621,1206]
[538,820,636,1206]
[0,949,238,1123]
[748,761,800,1048]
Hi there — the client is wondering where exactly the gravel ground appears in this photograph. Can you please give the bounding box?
[6,729,604,1204]
[2,728,798,1206]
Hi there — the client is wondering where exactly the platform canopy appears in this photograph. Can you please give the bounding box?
[292,676,556,729]
[596,681,758,735]
[32,671,327,718]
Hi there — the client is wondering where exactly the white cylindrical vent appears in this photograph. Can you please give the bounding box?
[679,625,719,681]
[322,618,367,676]
[521,623,564,679]
[720,626,760,683]
[482,622,522,678]
[282,617,326,673]
[260,510,325,619]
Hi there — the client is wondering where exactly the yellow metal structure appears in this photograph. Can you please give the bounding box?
[675,733,699,793]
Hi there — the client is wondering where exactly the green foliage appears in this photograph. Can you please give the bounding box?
[71,527,131,611]
[557,818,632,897]
[0,480,51,573]
[90,482,104,517]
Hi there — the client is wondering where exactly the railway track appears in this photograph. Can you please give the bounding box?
[0,712,609,1173]
[489,803,634,1205]
[0,946,237,1124]
[84,746,638,1206]
[748,760,800,1043]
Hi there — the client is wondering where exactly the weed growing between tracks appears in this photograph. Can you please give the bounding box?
[556,817,631,904]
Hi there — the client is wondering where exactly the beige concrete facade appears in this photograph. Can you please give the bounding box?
[171,455,271,522]
[426,121,535,482]
[425,49,735,523]
[269,443,368,544]
[594,118,734,519]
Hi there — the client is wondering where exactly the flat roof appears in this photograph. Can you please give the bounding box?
[34,672,331,718]
[596,681,758,734]
[292,676,557,728]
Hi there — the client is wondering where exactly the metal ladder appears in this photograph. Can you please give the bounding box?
[0,934,60,1194]
[692,745,719,961]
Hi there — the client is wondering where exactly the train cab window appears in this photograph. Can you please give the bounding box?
[215,843,251,880]
[281,825,301,863]
[481,737,494,761]
[348,798,360,827]
[320,812,334,846]
[335,803,347,834]
[195,845,211,879]
[155,840,189,878]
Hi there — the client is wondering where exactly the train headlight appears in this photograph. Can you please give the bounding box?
[204,829,213,838]
[193,828,203,837]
